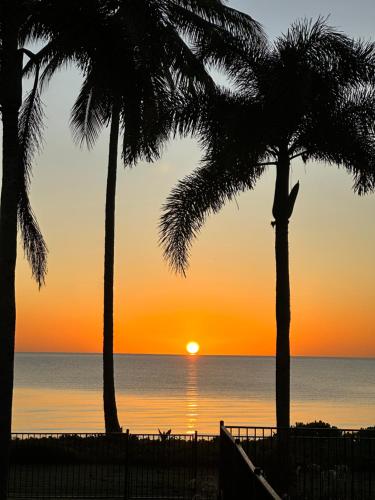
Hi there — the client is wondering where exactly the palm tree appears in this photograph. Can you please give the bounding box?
[1,1,114,495]
[65,1,263,433]
[15,0,261,435]
[0,0,52,497]
[160,18,375,430]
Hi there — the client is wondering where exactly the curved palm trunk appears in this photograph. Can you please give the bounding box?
[272,151,291,431]
[0,5,22,499]
[103,99,122,434]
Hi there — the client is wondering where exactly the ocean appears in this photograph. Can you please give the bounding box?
[13,353,375,434]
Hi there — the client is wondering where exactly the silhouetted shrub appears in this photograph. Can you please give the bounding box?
[356,426,375,438]
[292,421,342,438]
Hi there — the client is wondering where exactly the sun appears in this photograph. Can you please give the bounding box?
[186,341,200,355]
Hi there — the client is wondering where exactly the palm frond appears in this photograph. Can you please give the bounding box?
[174,87,273,162]
[173,0,263,41]
[162,20,214,92]
[277,17,375,87]
[17,187,48,288]
[39,50,81,91]
[160,158,265,274]
[298,86,375,194]
[70,73,111,149]
[121,80,174,165]
[198,29,267,93]
[19,66,44,185]
[171,89,273,263]
[167,2,266,91]
[18,65,48,286]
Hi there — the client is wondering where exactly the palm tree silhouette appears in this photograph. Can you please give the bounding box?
[160,18,375,429]
[67,1,262,433]
[1,1,116,493]
[0,1,57,495]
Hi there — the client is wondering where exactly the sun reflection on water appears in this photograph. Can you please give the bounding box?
[186,356,198,434]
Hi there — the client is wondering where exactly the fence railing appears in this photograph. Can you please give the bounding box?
[220,422,281,499]
[225,425,375,500]
[8,432,219,499]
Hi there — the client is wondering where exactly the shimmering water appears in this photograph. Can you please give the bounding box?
[13,353,375,433]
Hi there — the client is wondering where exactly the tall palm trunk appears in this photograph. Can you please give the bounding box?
[272,149,291,430]
[0,4,22,498]
[103,98,122,433]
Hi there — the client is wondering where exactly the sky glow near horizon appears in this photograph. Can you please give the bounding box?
[2,0,375,356]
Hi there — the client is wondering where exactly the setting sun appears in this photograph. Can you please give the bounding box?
[186,341,200,355]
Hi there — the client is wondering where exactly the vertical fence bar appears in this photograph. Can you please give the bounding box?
[192,430,198,497]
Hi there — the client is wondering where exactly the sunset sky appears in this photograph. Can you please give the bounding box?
[8,0,375,356]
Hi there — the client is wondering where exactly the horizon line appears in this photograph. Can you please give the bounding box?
[15,351,375,360]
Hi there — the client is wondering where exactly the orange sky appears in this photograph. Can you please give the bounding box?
[14,155,375,356]
[6,0,375,357]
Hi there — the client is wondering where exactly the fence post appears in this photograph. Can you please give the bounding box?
[219,421,224,500]
[123,429,129,500]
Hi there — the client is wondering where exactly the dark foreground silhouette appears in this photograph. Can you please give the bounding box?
[7,422,375,499]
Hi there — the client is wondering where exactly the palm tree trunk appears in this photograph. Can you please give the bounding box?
[272,150,291,430]
[0,5,22,499]
[103,98,122,434]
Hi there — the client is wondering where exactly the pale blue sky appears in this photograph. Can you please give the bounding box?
[233,0,375,39]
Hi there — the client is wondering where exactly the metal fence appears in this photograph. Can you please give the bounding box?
[226,425,375,500]
[9,426,375,499]
[8,432,219,499]
[219,423,281,500]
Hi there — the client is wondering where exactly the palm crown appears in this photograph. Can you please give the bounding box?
[160,18,375,273]
[26,0,262,159]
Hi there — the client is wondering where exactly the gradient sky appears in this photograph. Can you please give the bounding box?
[5,0,375,356]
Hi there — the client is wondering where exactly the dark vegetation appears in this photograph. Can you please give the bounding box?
[9,423,375,466]
[239,423,375,499]
[9,433,219,499]
[7,424,375,499]
[10,433,219,466]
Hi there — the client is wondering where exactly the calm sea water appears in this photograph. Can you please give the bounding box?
[13,353,375,434]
